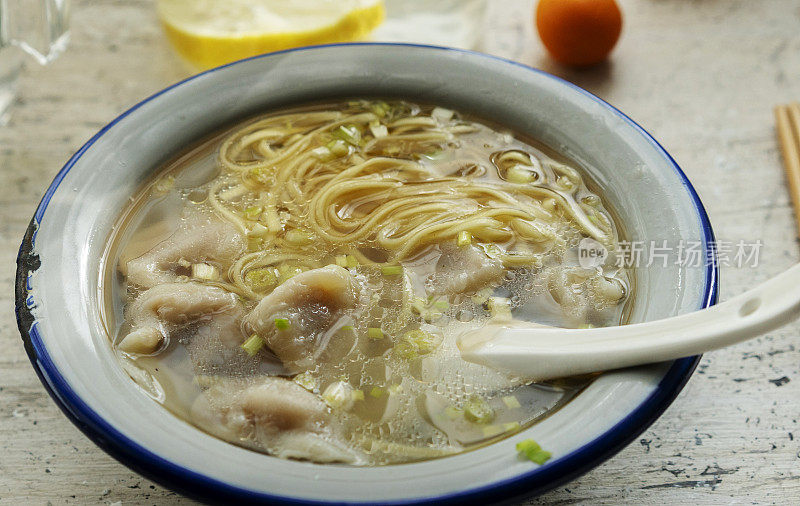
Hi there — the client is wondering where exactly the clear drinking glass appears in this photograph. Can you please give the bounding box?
[373,0,488,50]
[0,0,70,122]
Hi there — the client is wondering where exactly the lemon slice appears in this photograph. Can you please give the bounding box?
[157,0,385,69]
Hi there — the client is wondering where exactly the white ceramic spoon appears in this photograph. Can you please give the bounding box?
[458,264,800,381]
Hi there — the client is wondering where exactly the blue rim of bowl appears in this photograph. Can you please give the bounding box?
[15,43,718,505]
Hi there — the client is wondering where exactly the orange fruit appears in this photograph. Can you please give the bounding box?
[536,0,622,66]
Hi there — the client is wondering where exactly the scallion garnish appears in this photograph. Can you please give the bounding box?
[322,381,355,410]
[502,395,521,409]
[487,296,512,321]
[516,439,551,465]
[431,107,455,122]
[248,222,269,237]
[482,425,503,438]
[191,263,219,281]
[264,206,282,233]
[293,372,317,391]
[326,139,350,157]
[244,206,262,220]
[241,334,264,356]
[369,121,388,138]
[457,230,472,247]
[433,300,449,311]
[381,264,403,276]
[396,329,439,359]
[332,125,361,146]
[464,396,495,424]
[367,327,383,340]
[370,101,390,118]
[274,318,290,330]
[244,267,277,292]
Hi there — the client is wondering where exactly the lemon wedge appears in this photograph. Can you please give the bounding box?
[157,0,386,69]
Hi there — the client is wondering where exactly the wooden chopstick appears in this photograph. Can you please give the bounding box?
[775,102,800,239]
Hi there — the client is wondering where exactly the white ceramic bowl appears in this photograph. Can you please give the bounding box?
[15,44,717,504]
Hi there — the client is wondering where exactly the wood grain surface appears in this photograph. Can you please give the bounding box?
[1,0,798,504]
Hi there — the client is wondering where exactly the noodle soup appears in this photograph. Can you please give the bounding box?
[101,100,631,465]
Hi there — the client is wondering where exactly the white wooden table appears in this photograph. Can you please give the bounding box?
[1,1,798,503]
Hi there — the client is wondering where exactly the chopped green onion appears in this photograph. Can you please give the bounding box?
[274,318,290,330]
[367,327,384,340]
[247,237,264,252]
[285,229,313,245]
[488,297,513,321]
[516,439,551,465]
[369,121,388,138]
[244,206,262,220]
[396,329,439,359]
[457,230,472,247]
[154,175,175,193]
[410,297,427,315]
[482,425,503,438]
[388,384,403,395]
[326,139,350,157]
[323,381,355,410]
[346,255,359,268]
[340,325,354,332]
[369,101,390,118]
[335,255,348,267]
[481,243,503,259]
[502,395,521,409]
[506,166,535,184]
[431,107,454,122]
[294,372,317,391]
[241,334,264,356]
[503,422,521,432]
[277,264,305,283]
[332,125,361,146]
[433,300,450,311]
[264,206,282,233]
[471,287,493,304]
[381,264,403,276]
[244,268,278,292]
[351,389,365,401]
[464,396,495,424]
[191,263,219,281]
[248,222,269,237]
[423,311,443,323]
[250,167,267,180]
[369,387,383,398]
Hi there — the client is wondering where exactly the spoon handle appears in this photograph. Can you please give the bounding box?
[459,264,800,381]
